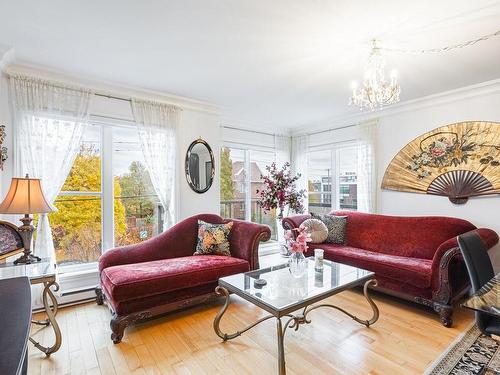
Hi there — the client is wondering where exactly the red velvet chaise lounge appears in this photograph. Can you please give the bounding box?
[95,214,271,343]
[282,211,498,327]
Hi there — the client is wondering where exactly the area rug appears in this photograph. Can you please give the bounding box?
[425,324,500,375]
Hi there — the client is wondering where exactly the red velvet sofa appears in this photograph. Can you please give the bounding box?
[283,211,498,326]
[95,214,271,343]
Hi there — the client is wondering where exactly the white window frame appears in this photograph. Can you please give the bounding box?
[57,120,157,273]
[220,142,276,222]
[307,140,357,212]
[55,123,104,273]
[56,119,166,295]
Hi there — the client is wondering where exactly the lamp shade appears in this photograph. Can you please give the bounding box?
[0,176,54,214]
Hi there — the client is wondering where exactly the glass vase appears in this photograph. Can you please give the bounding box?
[277,213,291,257]
[288,251,307,278]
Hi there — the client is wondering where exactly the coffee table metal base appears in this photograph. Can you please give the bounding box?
[213,279,379,375]
[29,280,62,356]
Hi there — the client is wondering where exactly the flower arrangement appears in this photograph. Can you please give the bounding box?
[257,162,306,218]
[285,225,311,253]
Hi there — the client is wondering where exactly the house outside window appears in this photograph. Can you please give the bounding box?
[307,144,358,214]
[220,146,277,241]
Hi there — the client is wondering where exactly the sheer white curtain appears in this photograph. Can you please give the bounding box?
[274,134,291,166]
[10,75,93,261]
[291,134,309,211]
[356,120,378,213]
[131,99,181,229]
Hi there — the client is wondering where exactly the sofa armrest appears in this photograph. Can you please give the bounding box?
[431,228,499,296]
[98,217,203,272]
[229,219,271,270]
[99,242,157,273]
[282,214,311,234]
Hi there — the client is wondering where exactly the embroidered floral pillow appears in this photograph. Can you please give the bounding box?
[194,220,233,256]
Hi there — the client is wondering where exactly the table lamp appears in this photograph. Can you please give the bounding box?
[0,174,54,264]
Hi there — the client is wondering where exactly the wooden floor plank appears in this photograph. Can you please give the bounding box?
[29,288,473,375]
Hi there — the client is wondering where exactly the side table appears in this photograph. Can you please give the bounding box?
[0,258,62,356]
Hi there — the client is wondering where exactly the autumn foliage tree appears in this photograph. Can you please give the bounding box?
[50,146,126,264]
[115,161,157,246]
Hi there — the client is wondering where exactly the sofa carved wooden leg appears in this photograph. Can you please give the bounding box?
[110,311,153,344]
[110,315,127,344]
[95,287,104,305]
[434,303,453,327]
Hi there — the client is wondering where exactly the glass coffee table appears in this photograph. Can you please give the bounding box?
[462,272,500,318]
[213,258,379,375]
[462,273,500,375]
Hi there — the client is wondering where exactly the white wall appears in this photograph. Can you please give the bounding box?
[178,110,220,219]
[376,91,500,269]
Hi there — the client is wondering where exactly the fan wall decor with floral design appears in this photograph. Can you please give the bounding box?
[381,121,500,204]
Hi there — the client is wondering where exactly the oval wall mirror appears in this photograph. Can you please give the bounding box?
[185,138,215,194]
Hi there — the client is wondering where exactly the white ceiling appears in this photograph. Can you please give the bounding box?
[0,0,499,130]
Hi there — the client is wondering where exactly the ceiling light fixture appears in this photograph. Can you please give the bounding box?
[348,30,500,111]
[349,39,400,111]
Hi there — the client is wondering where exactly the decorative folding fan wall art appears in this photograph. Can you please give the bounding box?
[381,121,500,204]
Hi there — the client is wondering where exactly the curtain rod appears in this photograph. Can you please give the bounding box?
[9,73,182,109]
[306,122,359,137]
[308,138,357,149]
[95,92,131,102]
[232,122,360,139]
[10,73,131,102]
[95,92,183,110]
[222,125,287,137]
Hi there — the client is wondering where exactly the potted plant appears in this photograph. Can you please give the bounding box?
[257,162,306,256]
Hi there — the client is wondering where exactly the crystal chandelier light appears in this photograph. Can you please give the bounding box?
[349,39,400,110]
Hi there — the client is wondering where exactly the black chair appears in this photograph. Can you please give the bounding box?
[458,231,500,336]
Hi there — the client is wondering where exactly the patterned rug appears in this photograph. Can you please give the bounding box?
[425,324,500,375]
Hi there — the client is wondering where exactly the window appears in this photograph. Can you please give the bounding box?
[50,123,162,267]
[250,150,277,237]
[220,147,246,220]
[51,126,102,265]
[338,147,358,210]
[113,127,162,247]
[220,146,277,240]
[307,144,357,214]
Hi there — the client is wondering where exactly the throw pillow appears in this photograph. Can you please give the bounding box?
[194,220,233,256]
[310,213,347,244]
[301,218,328,243]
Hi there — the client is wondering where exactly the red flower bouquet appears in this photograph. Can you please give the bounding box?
[257,162,306,218]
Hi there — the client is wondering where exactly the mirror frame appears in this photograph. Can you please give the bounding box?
[185,138,215,194]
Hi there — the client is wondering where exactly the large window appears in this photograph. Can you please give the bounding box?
[307,144,358,214]
[50,123,161,267]
[220,146,277,240]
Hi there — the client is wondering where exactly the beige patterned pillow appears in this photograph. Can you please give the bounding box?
[301,218,328,243]
[311,213,347,244]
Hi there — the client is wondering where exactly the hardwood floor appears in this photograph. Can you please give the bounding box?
[28,288,473,375]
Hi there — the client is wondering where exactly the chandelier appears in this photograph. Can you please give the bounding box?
[349,39,400,110]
